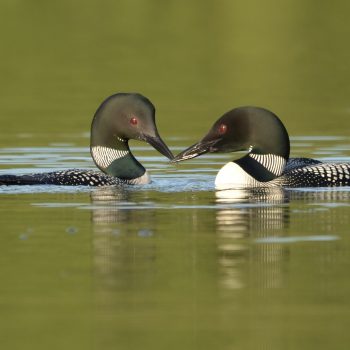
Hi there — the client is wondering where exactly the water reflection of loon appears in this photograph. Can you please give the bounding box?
[215,188,289,289]
[89,187,349,291]
[90,187,158,284]
[214,188,349,290]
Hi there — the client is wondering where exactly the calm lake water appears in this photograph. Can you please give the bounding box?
[1,1,350,350]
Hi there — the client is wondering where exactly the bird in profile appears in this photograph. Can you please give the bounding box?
[172,106,350,189]
[0,93,173,186]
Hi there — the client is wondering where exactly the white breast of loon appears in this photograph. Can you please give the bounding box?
[215,162,259,189]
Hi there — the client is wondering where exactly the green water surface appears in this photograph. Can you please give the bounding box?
[1,1,350,350]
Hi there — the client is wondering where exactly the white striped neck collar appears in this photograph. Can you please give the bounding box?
[235,153,287,182]
[90,143,146,181]
[248,153,286,176]
[91,145,129,170]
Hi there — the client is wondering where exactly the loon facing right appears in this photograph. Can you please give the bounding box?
[0,93,173,186]
[172,107,350,189]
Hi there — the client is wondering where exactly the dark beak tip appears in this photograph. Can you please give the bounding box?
[166,151,175,161]
[159,146,174,161]
[144,134,174,160]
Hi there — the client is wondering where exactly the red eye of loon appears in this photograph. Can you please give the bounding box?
[218,124,227,135]
[130,116,138,125]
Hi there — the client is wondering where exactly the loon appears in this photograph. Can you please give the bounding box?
[0,93,173,186]
[172,106,350,189]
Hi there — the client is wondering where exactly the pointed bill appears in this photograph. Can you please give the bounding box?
[171,139,219,163]
[143,133,174,160]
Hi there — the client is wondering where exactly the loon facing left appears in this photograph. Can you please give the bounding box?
[172,106,350,189]
[0,93,174,186]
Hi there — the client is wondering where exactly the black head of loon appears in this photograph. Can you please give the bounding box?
[90,93,173,182]
[173,106,290,161]
[172,106,350,188]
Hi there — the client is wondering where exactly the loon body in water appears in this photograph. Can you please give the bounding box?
[172,107,350,189]
[0,93,173,186]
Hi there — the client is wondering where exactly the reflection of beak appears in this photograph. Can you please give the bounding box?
[142,133,174,160]
[171,139,219,163]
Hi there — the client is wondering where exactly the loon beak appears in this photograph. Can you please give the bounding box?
[171,139,219,163]
[143,133,174,160]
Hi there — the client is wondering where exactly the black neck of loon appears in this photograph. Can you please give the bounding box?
[90,136,146,181]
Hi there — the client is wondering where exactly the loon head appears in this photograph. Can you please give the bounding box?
[90,93,173,182]
[172,106,290,162]
[172,107,291,188]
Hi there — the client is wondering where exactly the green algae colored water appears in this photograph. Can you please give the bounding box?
[1,1,350,350]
